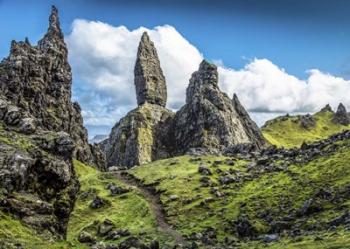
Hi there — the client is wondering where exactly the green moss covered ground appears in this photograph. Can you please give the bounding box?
[2,114,350,248]
[67,160,171,247]
[262,111,350,148]
[130,137,350,248]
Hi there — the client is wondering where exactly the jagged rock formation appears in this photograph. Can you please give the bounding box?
[104,52,266,167]
[332,103,350,126]
[0,126,79,238]
[319,104,333,113]
[174,60,266,155]
[0,6,105,170]
[104,32,174,168]
[0,6,104,238]
[134,32,167,107]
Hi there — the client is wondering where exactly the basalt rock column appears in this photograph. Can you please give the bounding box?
[134,32,167,107]
[104,33,174,168]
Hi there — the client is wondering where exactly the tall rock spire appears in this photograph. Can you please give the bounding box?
[48,5,63,37]
[134,32,167,107]
[0,6,105,170]
[38,5,66,54]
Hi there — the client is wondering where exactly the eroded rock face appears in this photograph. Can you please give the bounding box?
[104,33,174,168]
[104,38,267,168]
[0,6,105,170]
[134,32,167,107]
[0,6,101,238]
[105,103,174,167]
[174,60,266,154]
[232,94,266,148]
[332,103,350,126]
[320,104,333,113]
[0,129,79,238]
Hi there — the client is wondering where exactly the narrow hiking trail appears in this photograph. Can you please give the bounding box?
[113,171,185,244]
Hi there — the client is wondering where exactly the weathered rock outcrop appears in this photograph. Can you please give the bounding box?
[174,60,266,154]
[0,6,102,238]
[319,104,333,113]
[299,114,316,129]
[0,6,105,170]
[105,103,174,167]
[104,37,267,167]
[0,127,79,238]
[134,32,167,107]
[104,33,174,167]
[332,103,350,126]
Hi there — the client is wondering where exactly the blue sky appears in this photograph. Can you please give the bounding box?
[1,0,350,78]
[1,0,350,137]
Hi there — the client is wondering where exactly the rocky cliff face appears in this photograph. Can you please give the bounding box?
[0,6,105,170]
[104,36,266,167]
[232,93,267,147]
[0,6,102,238]
[174,60,265,154]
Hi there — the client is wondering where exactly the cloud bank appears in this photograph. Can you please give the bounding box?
[67,19,350,135]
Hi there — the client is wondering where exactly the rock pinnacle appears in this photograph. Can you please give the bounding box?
[134,32,167,107]
[333,103,350,125]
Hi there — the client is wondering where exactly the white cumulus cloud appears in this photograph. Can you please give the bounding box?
[66,19,350,136]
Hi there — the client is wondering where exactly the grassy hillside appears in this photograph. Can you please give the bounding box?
[1,120,350,248]
[0,160,170,248]
[67,160,171,247]
[130,136,350,248]
[262,111,350,148]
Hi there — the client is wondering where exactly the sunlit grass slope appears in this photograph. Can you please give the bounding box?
[262,111,350,148]
[67,160,171,247]
[0,160,170,248]
[130,137,350,248]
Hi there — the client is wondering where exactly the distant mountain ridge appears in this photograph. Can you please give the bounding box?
[89,134,108,144]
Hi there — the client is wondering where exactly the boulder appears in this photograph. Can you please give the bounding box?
[300,114,316,129]
[78,231,96,244]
